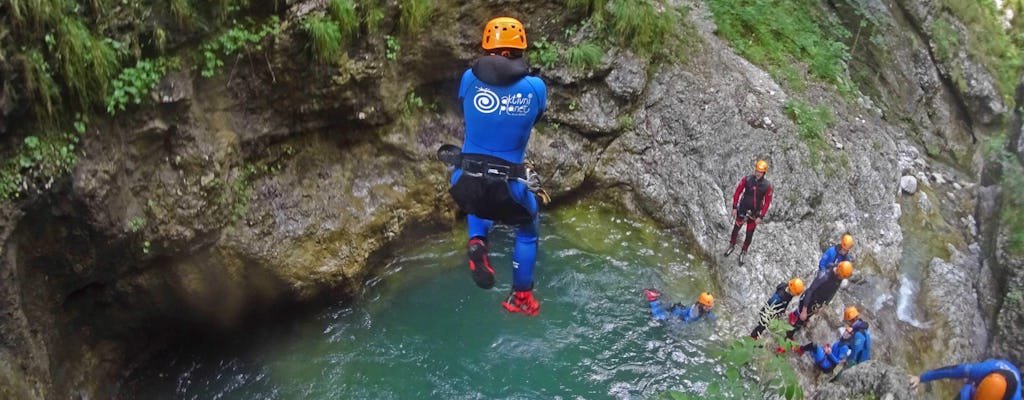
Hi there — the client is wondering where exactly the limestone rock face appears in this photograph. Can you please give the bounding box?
[811,361,917,400]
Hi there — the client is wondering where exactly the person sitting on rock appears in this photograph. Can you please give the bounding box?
[795,326,854,374]
[843,305,871,367]
[818,233,854,272]
[785,261,853,340]
[750,278,804,339]
[723,159,773,266]
[645,289,717,323]
[910,359,1021,400]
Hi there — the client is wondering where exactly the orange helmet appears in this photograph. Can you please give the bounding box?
[482,17,527,50]
[841,234,854,250]
[975,372,1008,400]
[844,306,859,321]
[755,160,769,173]
[788,278,805,295]
[698,292,714,307]
[837,261,853,279]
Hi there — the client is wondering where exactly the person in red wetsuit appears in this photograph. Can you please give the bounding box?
[724,159,773,265]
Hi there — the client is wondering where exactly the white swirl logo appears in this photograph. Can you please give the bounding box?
[473,88,500,114]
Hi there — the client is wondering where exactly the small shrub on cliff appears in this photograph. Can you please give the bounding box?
[566,42,604,71]
[987,134,1024,255]
[0,117,84,200]
[657,319,803,399]
[563,0,687,59]
[608,0,677,57]
[328,0,359,43]
[399,0,433,35]
[707,0,851,92]
[938,0,1023,103]
[106,57,180,115]
[528,38,560,70]
[200,16,281,77]
[303,15,343,63]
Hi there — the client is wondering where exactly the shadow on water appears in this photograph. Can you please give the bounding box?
[120,200,761,399]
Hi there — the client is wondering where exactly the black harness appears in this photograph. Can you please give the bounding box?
[448,153,534,225]
[456,153,528,180]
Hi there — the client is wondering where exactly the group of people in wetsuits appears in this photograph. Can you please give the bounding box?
[445,15,1021,400]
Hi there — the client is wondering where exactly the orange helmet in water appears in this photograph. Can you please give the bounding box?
[698,292,714,307]
[482,17,527,50]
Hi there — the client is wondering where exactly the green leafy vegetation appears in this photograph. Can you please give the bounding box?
[199,16,282,77]
[385,35,401,60]
[985,134,1024,255]
[658,318,803,399]
[706,0,852,93]
[302,15,344,63]
[364,3,386,34]
[936,0,1023,102]
[528,38,561,70]
[328,0,360,40]
[106,58,181,115]
[784,100,832,148]
[0,116,86,200]
[128,216,146,233]
[563,0,688,59]
[785,100,841,173]
[399,0,433,35]
[566,42,604,71]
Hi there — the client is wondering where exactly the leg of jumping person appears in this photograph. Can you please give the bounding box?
[502,180,540,316]
[503,215,540,315]
[467,215,496,289]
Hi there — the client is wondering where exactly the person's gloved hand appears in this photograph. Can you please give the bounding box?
[525,168,543,192]
[908,375,921,390]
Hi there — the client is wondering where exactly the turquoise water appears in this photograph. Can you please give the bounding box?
[123,202,758,399]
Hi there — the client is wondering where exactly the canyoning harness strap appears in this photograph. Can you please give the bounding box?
[437,144,550,205]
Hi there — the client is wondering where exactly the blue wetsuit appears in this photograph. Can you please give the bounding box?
[453,55,546,292]
[847,320,871,366]
[808,339,850,373]
[649,301,716,323]
[919,359,1022,400]
[818,244,852,271]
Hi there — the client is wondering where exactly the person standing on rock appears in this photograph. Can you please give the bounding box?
[785,260,853,340]
[749,278,804,339]
[910,359,1021,400]
[818,233,854,272]
[724,159,773,266]
[447,17,547,316]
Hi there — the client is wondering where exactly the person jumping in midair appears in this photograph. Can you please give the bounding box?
[724,159,773,265]
[448,17,547,316]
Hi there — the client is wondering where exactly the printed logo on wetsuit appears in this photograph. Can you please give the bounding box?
[473,87,533,116]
